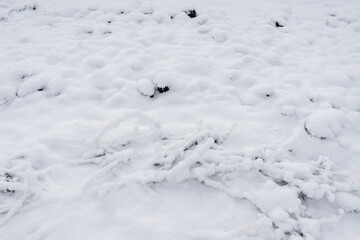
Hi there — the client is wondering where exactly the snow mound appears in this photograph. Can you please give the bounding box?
[304,109,346,140]
[0,86,16,105]
[137,79,155,97]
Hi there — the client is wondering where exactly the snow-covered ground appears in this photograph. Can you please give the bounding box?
[1,0,360,239]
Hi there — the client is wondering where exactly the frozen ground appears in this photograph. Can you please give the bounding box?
[0,0,360,239]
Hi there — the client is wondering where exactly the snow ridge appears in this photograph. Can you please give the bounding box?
[75,120,360,240]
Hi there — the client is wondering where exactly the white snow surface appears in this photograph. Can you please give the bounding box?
[1,0,360,239]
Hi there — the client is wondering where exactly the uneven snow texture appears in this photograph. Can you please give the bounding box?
[1,0,360,239]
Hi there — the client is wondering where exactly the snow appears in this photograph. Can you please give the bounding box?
[304,109,346,140]
[0,86,16,104]
[137,78,155,97]
[1,0,360,239]
[335,192,360,212]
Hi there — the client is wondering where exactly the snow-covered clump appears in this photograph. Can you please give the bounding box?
[17,78,47,97]
[137,78,155,97]
[335,192,360,212]
[153,71,177,93]
[304,109,346,140]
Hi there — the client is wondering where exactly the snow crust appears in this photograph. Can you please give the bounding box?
[0,0,360,239]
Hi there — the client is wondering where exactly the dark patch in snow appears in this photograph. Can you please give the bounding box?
[194,161,202,167]
[12,4,38,13]
[144,10,153,15]
[153,163,163,167]
[156,86,169,93]
[264,93,272,98]
[139,92,155,98]
[185,10,197,18]
[19,74,31,80]
[253,156,263,161]
[137,89,155,99]
[95,152,106,158]
[275,180,288,186]
[184,141,198,151]
[275,21,284,28]
[5,189,15,193]
[4,173,13,181]
[213,137,222,145]
[297,231,305,237]
[1,173,16,194]
[272,222,279,229]
[298,192,307,201]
